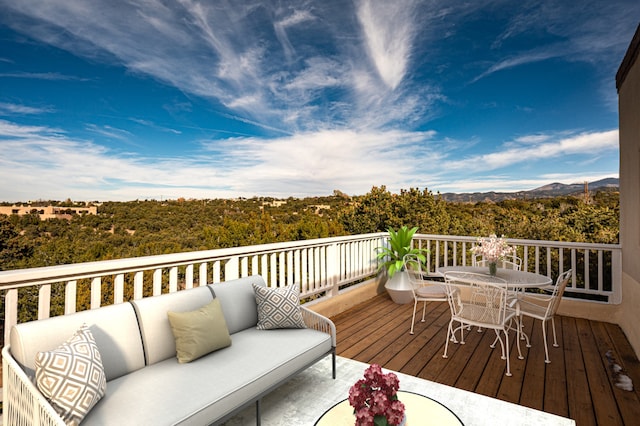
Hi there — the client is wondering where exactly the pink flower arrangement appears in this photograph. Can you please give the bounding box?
[471,234,514,262]
[348,364,405,426]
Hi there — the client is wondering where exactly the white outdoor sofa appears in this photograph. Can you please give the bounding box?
[2,275,336,425]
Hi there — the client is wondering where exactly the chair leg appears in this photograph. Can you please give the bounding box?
[504,330,512,376]
[410,300,418,335]
[520,315,531,348]
[551,316,559,347]
[542,320,551,364]
[514,319,524,360]
[421,301,427,322]
[443,320,454,358]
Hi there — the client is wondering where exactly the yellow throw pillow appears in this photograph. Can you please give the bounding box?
[167,298,231,363]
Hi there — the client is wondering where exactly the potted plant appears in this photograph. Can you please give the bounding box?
[376,226,427,304]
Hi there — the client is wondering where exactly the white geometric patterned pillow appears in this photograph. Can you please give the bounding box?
[253,283,306,330]
[35,324,107,425]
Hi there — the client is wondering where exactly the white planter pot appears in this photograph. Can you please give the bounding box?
[384,270,414,304]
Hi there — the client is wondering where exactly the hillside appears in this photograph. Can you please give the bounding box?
[439,178,618,203]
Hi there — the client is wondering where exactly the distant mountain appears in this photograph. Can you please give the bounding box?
[439,178,618,203]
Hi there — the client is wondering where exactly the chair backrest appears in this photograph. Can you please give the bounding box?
[474,256,522,270]
[403,254,427,284]
[443,271,509,324]
[546,269,572,318]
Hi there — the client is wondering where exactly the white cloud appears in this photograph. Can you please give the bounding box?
[445,130,619,171]
[356,0,417,90]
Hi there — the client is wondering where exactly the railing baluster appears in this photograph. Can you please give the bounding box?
[185,264,194,289]
[287,251,293,286]
[5,288,18,346]
[91,277,101,309]
[114,274,124,303]
[65,280,77,314]
[38,284,51,320]
[584,249,590,290]
[134,271,144,299]
[153,269,162,295]
[213,260,221,283]
[241,257,249,278]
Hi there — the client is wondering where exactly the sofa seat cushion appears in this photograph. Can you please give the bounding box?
[82,328,332,425]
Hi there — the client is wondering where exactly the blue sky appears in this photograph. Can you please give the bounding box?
[0,0,637,201]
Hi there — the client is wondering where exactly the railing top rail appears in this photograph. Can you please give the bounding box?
[415,234,621,250]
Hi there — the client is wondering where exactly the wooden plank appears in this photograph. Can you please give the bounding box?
[496,323,527,404]
[604,322,640,402]
[590,321,640,425]
[563,317,597,426]
[543,316,569,418]
[576,318,623,426]
[518,316,546,411]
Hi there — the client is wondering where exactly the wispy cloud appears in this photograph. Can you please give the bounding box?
[85,124,133,142]
[0,102,53,115]
[474,0,639,82]
[0,71,90,81]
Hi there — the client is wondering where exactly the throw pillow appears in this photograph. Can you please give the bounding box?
[35,324,107,425]
[252,283,306,330]
[167,298,232,363]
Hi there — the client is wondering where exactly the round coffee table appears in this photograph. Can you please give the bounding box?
[314,391,464,425]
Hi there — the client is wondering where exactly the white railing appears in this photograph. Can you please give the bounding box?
[0,233,384,346]
[414,234,622,304]
[0,233,621,347]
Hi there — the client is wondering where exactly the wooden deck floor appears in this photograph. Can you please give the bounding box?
[331,293,640,426]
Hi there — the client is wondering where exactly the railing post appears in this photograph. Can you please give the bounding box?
[611,249,623,304]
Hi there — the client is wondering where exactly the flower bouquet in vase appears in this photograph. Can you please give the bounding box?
[471,234,514,276]
[348,364,405,426]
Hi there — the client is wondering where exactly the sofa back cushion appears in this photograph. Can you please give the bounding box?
[131,286,214,365]
[208,275,265,334]
[9,302,145,381]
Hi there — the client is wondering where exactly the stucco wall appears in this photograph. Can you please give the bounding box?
[618,24,640,357]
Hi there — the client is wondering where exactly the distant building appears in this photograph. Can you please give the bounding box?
[261,200,288,208]
[0,205,98,220]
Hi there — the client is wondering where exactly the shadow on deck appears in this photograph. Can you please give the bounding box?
[330,293,640,426]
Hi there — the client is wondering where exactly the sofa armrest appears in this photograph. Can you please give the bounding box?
[300,306,337,347]
[2,345,65,426]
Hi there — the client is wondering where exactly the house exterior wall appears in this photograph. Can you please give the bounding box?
[617,24,640,356]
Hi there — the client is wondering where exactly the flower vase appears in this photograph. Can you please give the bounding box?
[489,261,497,276]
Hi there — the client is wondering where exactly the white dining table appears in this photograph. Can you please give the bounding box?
[438,265,553,289]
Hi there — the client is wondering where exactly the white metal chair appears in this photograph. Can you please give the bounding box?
[403,254,448,335]
[442,271,522,376]
[517,269,572,363]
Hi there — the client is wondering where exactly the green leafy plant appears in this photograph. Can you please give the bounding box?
[376,226,427,278]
